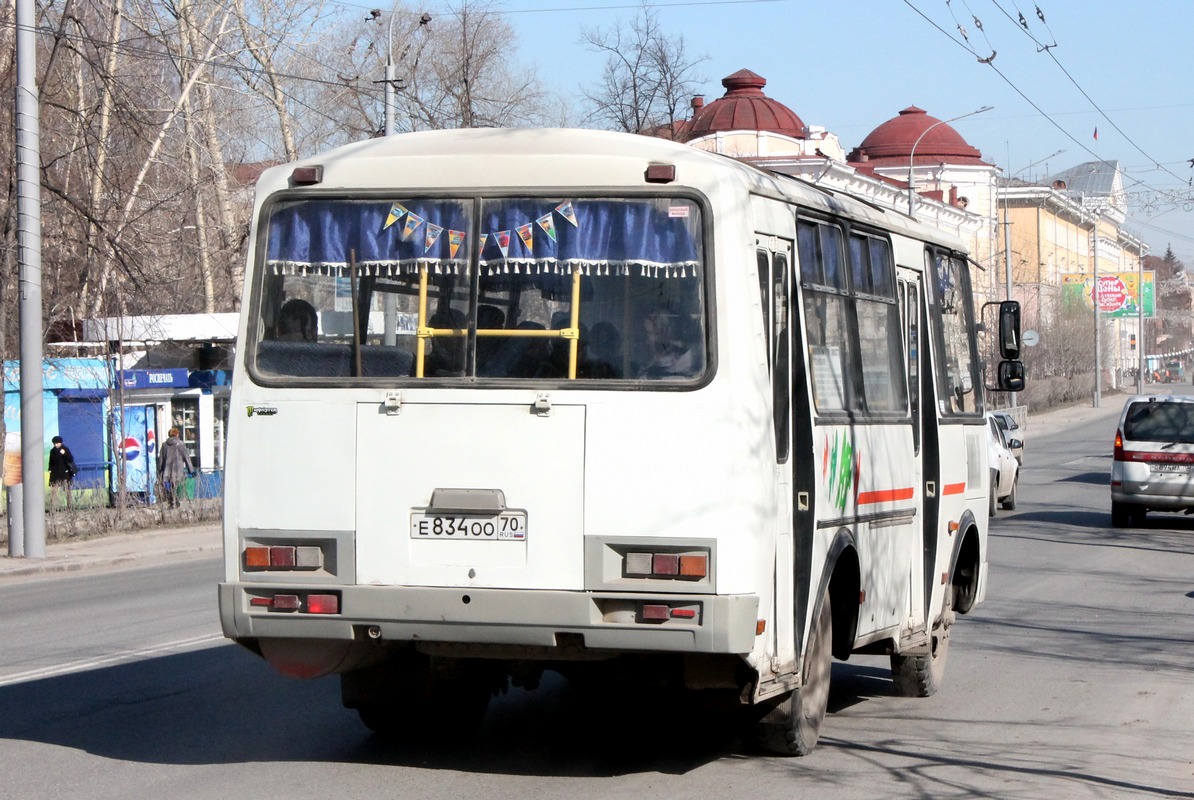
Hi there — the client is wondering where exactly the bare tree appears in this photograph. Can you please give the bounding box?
[580,6,706,137]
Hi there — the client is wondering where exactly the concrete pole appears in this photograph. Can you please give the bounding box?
[381,41,398,346]
[1092,217,1101,408]
[1137,255,1145,395]
[7,485,24,557]
[16,0,46,558]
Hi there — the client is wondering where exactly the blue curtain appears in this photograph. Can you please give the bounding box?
[265,199,699,275]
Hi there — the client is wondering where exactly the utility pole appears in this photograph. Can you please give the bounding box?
[381,11,399,346]
[16,0,46,558]
[1092,214,1101,408]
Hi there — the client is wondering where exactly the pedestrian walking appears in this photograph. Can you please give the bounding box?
[48,435,78,511]
[157,427,194,508]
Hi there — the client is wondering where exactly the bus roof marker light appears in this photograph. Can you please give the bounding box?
[291,165,323,185]
[645,163,676,183]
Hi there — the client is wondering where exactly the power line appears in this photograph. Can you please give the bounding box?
[901,0,1170,200]
[989,0,1186,185]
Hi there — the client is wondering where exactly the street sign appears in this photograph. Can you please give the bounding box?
[1023,330,1040,347]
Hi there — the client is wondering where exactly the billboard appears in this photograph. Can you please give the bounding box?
[1061,271,1155,318]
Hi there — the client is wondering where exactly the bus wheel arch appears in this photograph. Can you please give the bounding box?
[950,512,982,615]
[825,531,861,662]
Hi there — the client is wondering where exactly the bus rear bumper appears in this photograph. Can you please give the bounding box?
[218,582,760,664]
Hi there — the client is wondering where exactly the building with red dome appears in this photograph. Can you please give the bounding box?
[670,70,1150,387]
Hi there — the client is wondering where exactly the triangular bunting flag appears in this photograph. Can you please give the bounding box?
[516,223,534,252]
[383,202,409,230]
[496,230,511,258]
[478,233,488,257]
[536,212,558,241]
[424,223,444,252]
[449,230,466,259]
[555,201,579,227]
[401,212,425,241]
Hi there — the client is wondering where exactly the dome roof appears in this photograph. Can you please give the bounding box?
[684,69,806,141]
[847,106,986,165]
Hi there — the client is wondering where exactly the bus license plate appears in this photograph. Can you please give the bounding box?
[410,512,527,541]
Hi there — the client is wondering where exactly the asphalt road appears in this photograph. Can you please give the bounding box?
[0,398,1192,798]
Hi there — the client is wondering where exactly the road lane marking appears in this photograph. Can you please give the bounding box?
[0,632,226,687]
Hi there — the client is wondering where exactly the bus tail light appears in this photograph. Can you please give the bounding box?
[639,603,700,623]
[306,594,339,614]
[248,591,340,614]
[244,545,323,571]
[624,549,709,580]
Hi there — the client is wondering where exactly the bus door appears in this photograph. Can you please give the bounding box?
[899,272,930,626]
[757,235,797,669]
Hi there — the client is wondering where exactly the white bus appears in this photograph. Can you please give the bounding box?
[218,128,1023,755]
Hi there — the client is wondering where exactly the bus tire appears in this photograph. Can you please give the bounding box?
[890,611,951,698]
[347,653,496,741]
[756,588,832,756]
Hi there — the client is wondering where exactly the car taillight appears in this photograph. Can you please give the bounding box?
[1114,430,1124,460]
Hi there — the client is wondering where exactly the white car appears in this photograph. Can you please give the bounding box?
[986,412,1021,515]
[989,409,1024,464]
[1111,395,1194,527]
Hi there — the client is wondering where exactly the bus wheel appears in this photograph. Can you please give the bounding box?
[890,606,952,698]
[756,589,832,756]
[346,653,496,740]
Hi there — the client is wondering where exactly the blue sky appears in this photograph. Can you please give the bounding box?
[498,0,1194,264]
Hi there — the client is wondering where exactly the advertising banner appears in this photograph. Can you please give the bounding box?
[2,432,20,486]
[1061,271,1155,317]
[120,405,157,499]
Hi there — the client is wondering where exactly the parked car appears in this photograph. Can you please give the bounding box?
[1110,395,1194,527]
[989,409,1025,464]
[986,412,1021,515]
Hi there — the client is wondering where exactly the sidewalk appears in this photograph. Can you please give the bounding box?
[0,523,221,580]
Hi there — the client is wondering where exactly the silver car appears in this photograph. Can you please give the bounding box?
[989,409,1024,464]
[986,412,1021,515]
[1110,395,1194,527]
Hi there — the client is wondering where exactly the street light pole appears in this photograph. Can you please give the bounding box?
[1092,209,1102,408]
[907,105,993,217]
[384,12,397,137]
[1012,148,1066,180]
[382,12,398,344]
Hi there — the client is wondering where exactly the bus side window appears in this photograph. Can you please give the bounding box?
[756,248,772,369]
[773,250,791,461]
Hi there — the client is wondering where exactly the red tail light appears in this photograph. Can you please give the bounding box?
[1114,430,1124,461]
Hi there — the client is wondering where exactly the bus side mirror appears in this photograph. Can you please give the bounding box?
[999,301,1021,360]
[998,360,1025,392]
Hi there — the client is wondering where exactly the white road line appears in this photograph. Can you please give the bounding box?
[0,632,226,687]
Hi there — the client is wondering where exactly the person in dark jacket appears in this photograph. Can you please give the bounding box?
[157,427,194,508]
[48,435,78,510]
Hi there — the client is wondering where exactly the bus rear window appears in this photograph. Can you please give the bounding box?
[251,196,707,383]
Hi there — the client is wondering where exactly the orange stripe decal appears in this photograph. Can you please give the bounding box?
[857,487,915,505]
[942,482,967,495]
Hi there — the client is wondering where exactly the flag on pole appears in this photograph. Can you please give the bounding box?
[1093,127,1098,141]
